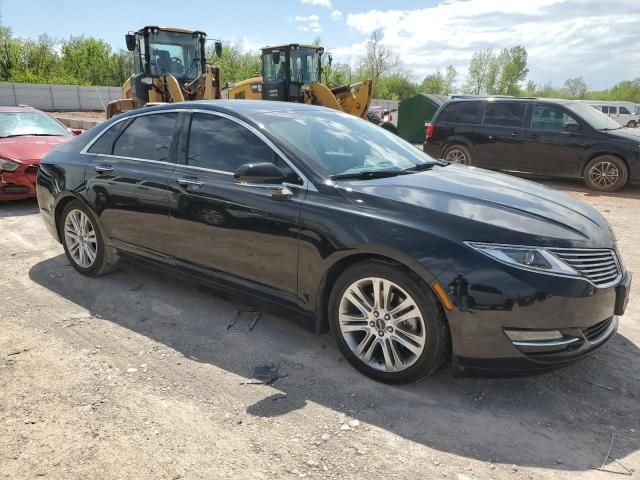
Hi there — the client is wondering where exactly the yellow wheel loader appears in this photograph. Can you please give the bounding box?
[227,44,395,132]
[106,26,223,119]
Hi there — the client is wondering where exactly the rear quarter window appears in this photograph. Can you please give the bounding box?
[438,102,482,124]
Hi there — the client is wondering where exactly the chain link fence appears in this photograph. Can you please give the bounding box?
[0,82,122,111]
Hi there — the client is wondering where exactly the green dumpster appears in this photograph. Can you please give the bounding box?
[397,94,447,144]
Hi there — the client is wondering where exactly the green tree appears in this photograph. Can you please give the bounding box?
[207,41,261,85]
[562,76,588,99]
[60,36,113,85]
[357,28,400,96]
[376,73,418,100]
[463,49,493,94]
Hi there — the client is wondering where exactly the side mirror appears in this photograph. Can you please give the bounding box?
[564,123,581,134]
[271,51,280,65]
[68,128,83,136]
[214,40,222,58]
[125,34,136,52]
[234,162,285,185]
[327,53,333,67]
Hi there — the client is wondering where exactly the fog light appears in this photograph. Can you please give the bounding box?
[504,329,563,342]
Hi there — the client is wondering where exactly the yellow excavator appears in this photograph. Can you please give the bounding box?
[227,44,394,131]
[106,26,223,119]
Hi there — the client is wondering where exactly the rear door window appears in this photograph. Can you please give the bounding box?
[439,102,482,124]
[112,113,178,162]
[88,120,129,155]
[483,102,527,127]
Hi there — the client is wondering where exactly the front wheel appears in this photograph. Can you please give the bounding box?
[60,200,118,276]
[329,261,449,384]
[583,155,628,192]
[626,121,637,129]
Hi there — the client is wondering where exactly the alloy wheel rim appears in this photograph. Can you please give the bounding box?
[64,209,98,268]
[446,149,467,164]
[589,161,619,187]
[338,277,427,372]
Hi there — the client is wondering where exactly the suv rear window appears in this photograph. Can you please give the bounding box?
[483,102,527,127]
[438,101,482,124]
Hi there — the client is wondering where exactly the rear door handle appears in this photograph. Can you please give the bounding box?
[94,163,113,174]
[511,132,520,137]
[177,177,204,188]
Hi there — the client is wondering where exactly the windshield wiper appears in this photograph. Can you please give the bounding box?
[402,161,441,173]
[330,170,406,180]
[1,133,62,138]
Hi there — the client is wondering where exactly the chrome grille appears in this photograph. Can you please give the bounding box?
[549,248,621,287]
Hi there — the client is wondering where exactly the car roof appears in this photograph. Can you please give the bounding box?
[444,97,577,106]
[126,100,338,117]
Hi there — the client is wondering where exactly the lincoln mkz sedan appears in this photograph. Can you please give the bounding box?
[37,101,631,383]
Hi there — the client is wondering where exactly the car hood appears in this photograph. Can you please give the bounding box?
[0,135,72,164]
[336,164,615,247]
[605,127,640,142]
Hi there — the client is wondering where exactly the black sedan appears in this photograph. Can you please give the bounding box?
[36,101,631,383]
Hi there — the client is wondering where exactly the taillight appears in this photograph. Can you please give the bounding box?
[425,123,435,140]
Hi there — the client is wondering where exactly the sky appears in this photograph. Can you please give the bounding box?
[1,0,639,90]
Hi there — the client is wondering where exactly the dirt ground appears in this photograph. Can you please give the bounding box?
[1,178,639,480]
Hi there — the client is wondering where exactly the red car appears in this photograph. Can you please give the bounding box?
[0,106,78,201]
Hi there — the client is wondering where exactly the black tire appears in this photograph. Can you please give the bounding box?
[59,199,119,276]
[583,155,628,192]
[443,144,472,165]
[626,121,637,129]
[328,260,450,384]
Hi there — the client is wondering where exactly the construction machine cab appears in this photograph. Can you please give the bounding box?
[261,44,324,102]
[125,26,221,105]
[107,26,222,118]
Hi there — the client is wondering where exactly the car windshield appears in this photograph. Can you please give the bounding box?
[255,110,440,178]
[566,103,622,130]
[0,112,70,138]
[147,30,203,81]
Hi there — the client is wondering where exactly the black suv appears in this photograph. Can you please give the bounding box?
[423,98,640,191]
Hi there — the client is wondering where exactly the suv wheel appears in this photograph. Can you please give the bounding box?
[329,261,449,384]
[60,200,118,276]
[583,155,628,192]
[627,121,637,129]
[443,145,471,165]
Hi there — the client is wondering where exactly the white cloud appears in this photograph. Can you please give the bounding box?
[330,9,343,20]
[295,13,322,33]
[338,0,640,88]
[294,14,319,22]
[301,0,331,7]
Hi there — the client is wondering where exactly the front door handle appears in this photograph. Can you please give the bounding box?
[95,163,113,174]
[177,177,204,188]
[511,132,520,137]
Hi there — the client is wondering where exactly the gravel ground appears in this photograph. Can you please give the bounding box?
[1,178,639,480]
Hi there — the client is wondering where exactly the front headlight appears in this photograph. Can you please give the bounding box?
[465,242,578,276]
[0,157,20,172]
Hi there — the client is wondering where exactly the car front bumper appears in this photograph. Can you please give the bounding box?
[0,165,38,201]
[435,254,631,375]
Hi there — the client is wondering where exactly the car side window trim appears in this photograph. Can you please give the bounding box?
[180,109,314,190]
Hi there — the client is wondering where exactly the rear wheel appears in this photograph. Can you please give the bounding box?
[583,155,628,192]
[443,144,471,165]
[329,261,449,384]
[60,200,118,276]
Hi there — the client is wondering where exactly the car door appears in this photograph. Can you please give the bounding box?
[165,110,306,306]
[472,101,528,170]
[522,103,586,176]
[83,111,181,264]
